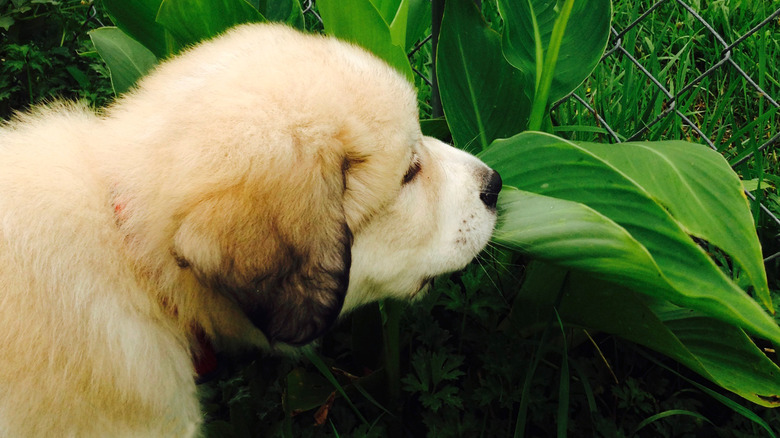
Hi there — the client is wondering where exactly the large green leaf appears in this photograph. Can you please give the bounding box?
[156,0,265,49]
[497,0,611,103]
[493,188,662,286]
[508,263,780,408]
[89,27,158,95]
[101,0,175,58]
[578,140,770,308]
[482,132,780,344]
[318,0,413,82]
[436,0,530,152]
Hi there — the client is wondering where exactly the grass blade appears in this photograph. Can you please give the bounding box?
[303,348,369,426]
[554,310,569,438]
[631,409,714,437]
[528,0,575,131]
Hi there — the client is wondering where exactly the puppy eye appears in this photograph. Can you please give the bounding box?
[402,154,421,185]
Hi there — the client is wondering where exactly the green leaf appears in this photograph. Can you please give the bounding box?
[742,178,774,192]
[420,118,451,141]
[101,0,175,58]
[370,0,400,24]
[493,188,662,284]
[437,0,530,152]
[402,0,431,51]
[89,27,158,95]
[318,0,413,82]
[482,132,780,344]
[383,0,431,51]
[0,16,14,31]
[65,66,90,89]
[643,349,779,434]
[403,350,465,413]
[262,0,304,28]
[156,0,265,49]
[652,301,780,408]
[509,264,780,407]
[578,140,770,308]
[388,0,409,49]
[581,276,780,409]
[428,351,465,385]
[498,0,611,103]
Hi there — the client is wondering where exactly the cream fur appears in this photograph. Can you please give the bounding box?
[0,23,499,436]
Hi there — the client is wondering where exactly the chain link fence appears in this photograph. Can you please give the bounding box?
[551,0,780,263]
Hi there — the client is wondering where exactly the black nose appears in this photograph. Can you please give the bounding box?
[479,170,502,209]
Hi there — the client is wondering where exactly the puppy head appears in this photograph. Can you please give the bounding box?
[171,164,353,346]
[344,136,501,311]
[115,24,498,346]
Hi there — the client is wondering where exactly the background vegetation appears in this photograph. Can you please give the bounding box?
[0,0,111,117]
[1,0,779,436]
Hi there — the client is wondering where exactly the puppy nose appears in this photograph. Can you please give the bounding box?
[479,170,502,209]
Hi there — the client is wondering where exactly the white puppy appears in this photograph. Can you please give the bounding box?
[0,23,500,436]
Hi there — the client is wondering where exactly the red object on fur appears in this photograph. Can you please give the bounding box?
[192,329,217,378]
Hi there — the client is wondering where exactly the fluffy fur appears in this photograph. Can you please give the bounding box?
[0,23,500,436]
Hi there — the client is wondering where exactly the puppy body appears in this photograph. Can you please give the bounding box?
[0,104,201,435]
[0,24,498,436]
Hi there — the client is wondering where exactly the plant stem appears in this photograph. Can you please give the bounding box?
[382,299,403,409]
[431,0,445,118]
[528,0,577,131]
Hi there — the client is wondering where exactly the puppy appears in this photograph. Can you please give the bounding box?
[0,23,501,436]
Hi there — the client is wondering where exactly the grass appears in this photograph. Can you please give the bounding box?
[3,0,780,436]
[553,0,779,150]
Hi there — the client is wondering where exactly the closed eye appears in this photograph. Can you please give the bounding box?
[402,153,421,185]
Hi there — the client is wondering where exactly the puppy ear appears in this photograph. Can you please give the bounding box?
[246,222,352,346]
[173,160,352,346]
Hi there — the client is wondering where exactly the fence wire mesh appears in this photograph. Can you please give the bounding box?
[550,1,780,263]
